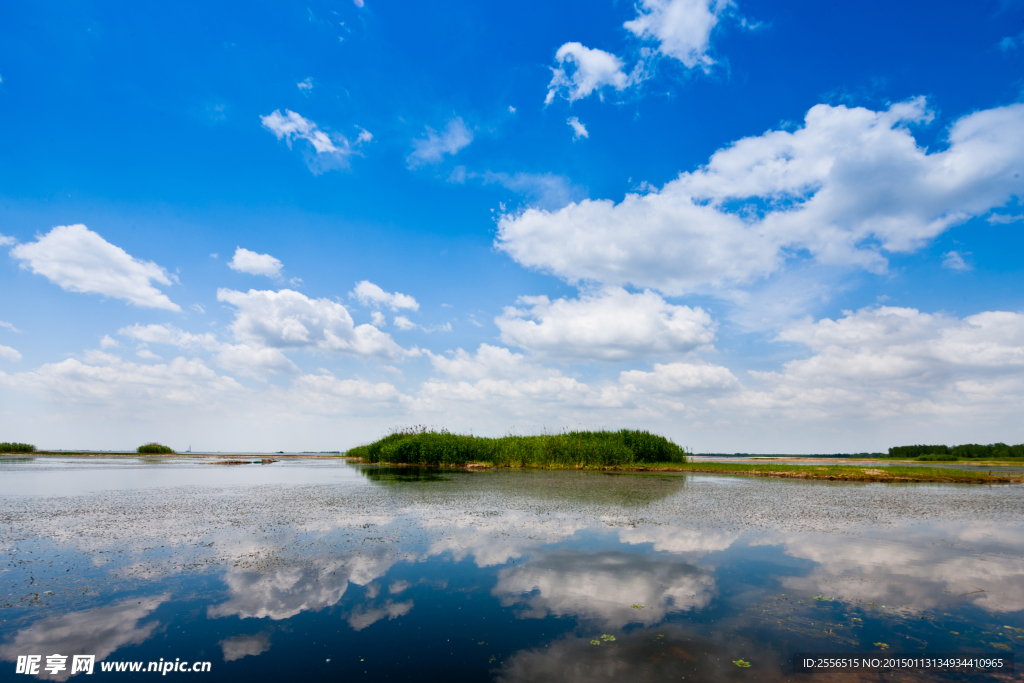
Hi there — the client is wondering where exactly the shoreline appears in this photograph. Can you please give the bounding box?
[4,453,1021,483]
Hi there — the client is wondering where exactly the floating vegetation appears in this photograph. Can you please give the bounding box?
[631,603,644,609]
[590,640,601,646]
[992,643,1011,650]
[347,428,687,468]
[874,642,889,649]
[813,596,832,602]
[600,634,616,642]
[733,659,751,667]
[1005,626,1024,634]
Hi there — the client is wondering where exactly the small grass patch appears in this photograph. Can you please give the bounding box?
[137,443,175,454]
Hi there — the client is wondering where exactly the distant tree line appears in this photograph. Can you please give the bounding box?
[889,443,1024,460]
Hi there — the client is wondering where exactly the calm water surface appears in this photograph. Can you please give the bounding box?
[1,457,1022,682]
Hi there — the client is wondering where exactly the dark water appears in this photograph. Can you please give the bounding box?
[1,458,1022,682]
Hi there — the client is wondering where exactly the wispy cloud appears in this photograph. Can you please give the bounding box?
[406,117,473,168]
[567,117,589,140]
[260,109,369,174]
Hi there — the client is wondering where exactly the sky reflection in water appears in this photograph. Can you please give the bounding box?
[1,458,1022,681]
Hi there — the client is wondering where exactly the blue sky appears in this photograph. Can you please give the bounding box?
[1,0,1023,452]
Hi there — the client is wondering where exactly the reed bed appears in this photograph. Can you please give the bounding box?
[346,429,688,468]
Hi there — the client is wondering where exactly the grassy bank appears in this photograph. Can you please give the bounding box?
[346,429,688,468]
[627,462,1021,484]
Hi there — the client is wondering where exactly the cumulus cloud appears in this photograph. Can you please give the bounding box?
[493,549,715,629]
[497,99,1024,295]
[496,287,715,361]
[740,306,1024,419]
[406,117,473,168]
[0,345,21,362]
[393,316,416,330]
[228,247,283,278]
[545,43,637,104]
[624,0,729,70]
[220,633,271,662]
[0,234,15,246]
[619,361,740,395]
[217,288,408,360]
[10,224,180,311]
[567,116,589,140]
[346,600,414,631]
[119,324,219,350]
[118,323,296,379]
[0,596,168,680]
[4,353,242,406]
[351,280,419,311]
[260,109,367,173]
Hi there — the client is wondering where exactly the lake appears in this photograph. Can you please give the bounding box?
[1,457,1022,681]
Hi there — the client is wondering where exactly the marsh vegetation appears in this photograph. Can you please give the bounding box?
[0,442,35,453]
[346,428,688,468]
[888,443,1024,461]
[137,442,175,454]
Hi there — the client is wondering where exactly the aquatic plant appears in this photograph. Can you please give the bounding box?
[346,428,688,468]
[733,659,751,667]
[0,442,35,453]
[137,442,175,454]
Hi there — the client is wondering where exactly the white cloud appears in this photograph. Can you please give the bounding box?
[351,280,419,311]
[0,320,21,333]
[0,345,21,362]
[217,288,408,360]
[119,323,220,350]
[566,116,589,140]
[221,633,271,662]
[477,171,587,211]
[228,247,283,278]
[736,306,1024,420]
[508,105,517,114]
[624,0,729,70]
[620,361,740,395]
[0,234,14,246]
[544,42,635,104]
[100,335,119,349]
[941,250,971,271]
[987,213,1024,224]
[260,109,367,173]
[135,348,163,361]
[497,99,1024,295]
[9,224,180,311]
[496,287,715,361]
[370,311,386,327]
[347,600,414,631]
[406,117,473,168]
[297,77,314,91]
[0,597,168,681]
[393,316,417,331]
[5,353,242,406]
[214,344,299,379]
